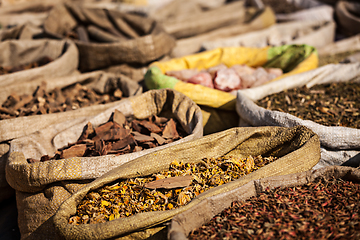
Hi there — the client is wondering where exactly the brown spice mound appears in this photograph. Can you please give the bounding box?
[0,81,123,120]
[189,177,360,239]
[27,110,188,163]
[0,56,53,75]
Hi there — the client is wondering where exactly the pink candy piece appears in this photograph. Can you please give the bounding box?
[266,68,283,78]
[213,68,241,92]
[187,72,214,88]
[231,64,256,76]
[208,64,228,79]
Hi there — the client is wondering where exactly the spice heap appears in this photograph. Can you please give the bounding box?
[319,50,360,66]
[27,110,187,163]
[68,155,276,224]
[0,56,53,75]
[189,177,360,239]
[257,81,360,128]
[0,82,123,120]
[166,64,283,92]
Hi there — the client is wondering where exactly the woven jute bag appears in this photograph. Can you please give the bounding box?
[43,3,176,72]
[0,71,142,203]
[53,125,320,240]
[0,39,78,88]
[6,89,203,240]
[168,165,359,239]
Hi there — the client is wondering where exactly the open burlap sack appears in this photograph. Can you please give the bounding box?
[168,165,359,239]
[52,125,320,240]
[0,39,78,87]
[43,3,176,72]
[6,89,203,240]
[202,20,335,51]
[236,62,360,169]
[0,71,142,203]
[170,6,276,58]
[0,70,143,141]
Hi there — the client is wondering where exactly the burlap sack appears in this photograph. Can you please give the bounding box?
[0,39,78,87]
[43,3,176,72]
[52,125,320,240]
[169,7,276,58]
[6,89,203,240]
[0,71,142,203]
[236,62,360,169]
[318,34,360,56]
[168,165,359,239]
[202,20,335,51]
[160,1,247,39]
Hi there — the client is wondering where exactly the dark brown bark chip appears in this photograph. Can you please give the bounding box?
[162,119,180,139]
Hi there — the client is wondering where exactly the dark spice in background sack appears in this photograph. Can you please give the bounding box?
[0,81,123,120]
[319,50,360,66]
[69,155,276,224]
[27,110,188,163]
[189,177,360,240]
[0,56,53,75]
[257,81,360,128]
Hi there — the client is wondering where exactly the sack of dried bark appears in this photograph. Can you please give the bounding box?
[145,45,318,134]
[236,62,360,169]
[168,165,359,240]
[6,89,203,240]
[0,71,142,203]
[0,39,78,88]
[52,125,320,240]
[43,3,175,72]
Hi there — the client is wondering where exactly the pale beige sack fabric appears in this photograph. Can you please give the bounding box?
[236,63,360,169]
[0,39,78,87]
[170,7,276,58]
[0,23,43,41]
[53,125,320,240]
[168,165,359,240]
[276,5,334,22]
[202,20,335,51]
[318,34,360,56]
[6,89,203,240]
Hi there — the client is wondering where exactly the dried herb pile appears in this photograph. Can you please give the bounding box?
[0,56,53,75]
[319,51,360,66]
[189,177,360,240]
[0,81,124,120]
[256,81,360,128]
[28,110,187,163]
[69,155,276,224]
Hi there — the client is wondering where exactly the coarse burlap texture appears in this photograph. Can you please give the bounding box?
[0,71,142,203]
[236,62,360,169]
[0,39,78,87]
[170,7,276,58]
[0,23,43,41]
[6,89,203,240]
[53,125,320,240]
[43,3,176,72]
[202,20,335,51]
[160,1,247,39]
[168,165,360,240]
